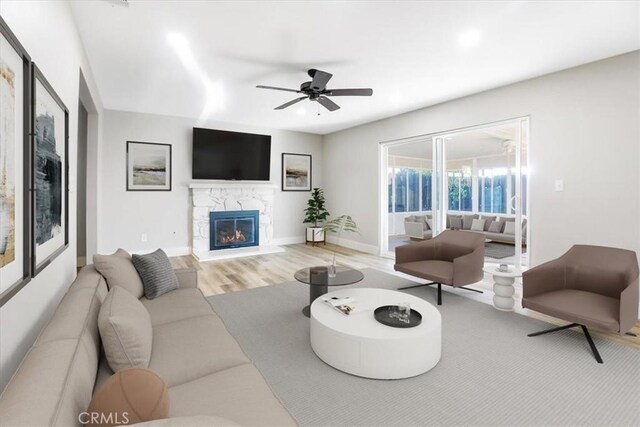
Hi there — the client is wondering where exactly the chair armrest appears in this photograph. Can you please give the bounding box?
[395,240,436,265]
[619,276,639,334]
[404,221,425,239]
[174,268,198,289]
[522,258,566,299]
[452,245,484,285]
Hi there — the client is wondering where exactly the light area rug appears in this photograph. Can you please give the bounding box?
[207,268,640,427]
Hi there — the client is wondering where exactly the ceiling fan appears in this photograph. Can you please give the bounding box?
[256,69,373,112]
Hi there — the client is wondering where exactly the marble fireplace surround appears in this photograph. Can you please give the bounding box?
[190,182,283,261]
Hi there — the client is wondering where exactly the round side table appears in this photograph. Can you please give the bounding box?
[483,267,522,311]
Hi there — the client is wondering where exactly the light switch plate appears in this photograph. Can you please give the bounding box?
[554,179,564,192]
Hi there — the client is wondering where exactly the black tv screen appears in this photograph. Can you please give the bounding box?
[192,128,271,180]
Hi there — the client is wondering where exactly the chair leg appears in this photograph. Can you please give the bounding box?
[437,283,442,305]
[527,323,579,337]
[580,325,603,364]
[397,281,436,291]
[528,323,604,364]
[458,286,483,294]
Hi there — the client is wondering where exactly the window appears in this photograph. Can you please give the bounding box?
[478,168,507,214]
[448,169,472,212]
[388,167,432,214]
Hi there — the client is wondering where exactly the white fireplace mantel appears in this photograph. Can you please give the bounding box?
[189,181,281,261]
[189,181,278,189]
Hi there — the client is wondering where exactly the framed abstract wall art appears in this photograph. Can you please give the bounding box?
[126,141,172,191]
[0,17,31,306]
[282,152,311,191]
[32,65,69,276]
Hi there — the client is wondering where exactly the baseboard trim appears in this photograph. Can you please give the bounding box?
[271,237,306,246]
[325,236,379,255]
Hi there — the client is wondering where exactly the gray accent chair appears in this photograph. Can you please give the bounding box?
[394,230,485,305]
[522,245,639,363]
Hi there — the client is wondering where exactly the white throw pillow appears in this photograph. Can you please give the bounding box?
[503,221,517,235]
[470,219,486,232]
[98,286,153,372]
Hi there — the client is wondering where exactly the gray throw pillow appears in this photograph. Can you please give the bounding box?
[449,217,463,230]
[481,215,496,231]
[462,214,478,230]
[132,249,179,299]
[93,249,145,298]
[488,221,504,233]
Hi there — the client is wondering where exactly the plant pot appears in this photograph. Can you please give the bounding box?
[306,227,325,245]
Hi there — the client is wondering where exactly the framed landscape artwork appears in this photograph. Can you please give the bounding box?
[32,65,69,276]
[0,17,31,306]
[282,153,312,191]
[126,141,172,191]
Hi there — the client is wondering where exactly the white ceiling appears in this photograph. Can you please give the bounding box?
[70,1,640,135]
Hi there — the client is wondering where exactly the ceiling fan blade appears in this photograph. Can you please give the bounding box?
[325,88,373,96]
[317,96,340,112]
[274,96,308,110]
[309,69,333,91]
[256,85,301,93]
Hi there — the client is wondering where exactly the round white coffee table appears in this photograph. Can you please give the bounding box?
[483,266,523,311]
[310,288,441,379]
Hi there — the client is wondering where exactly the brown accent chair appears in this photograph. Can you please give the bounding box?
[394,230,485,305]
[522,245,639,363]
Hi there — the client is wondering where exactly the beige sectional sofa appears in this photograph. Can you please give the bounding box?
[0,266,296,426]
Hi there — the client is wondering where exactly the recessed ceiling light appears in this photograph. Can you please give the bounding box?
[458,29,481,48]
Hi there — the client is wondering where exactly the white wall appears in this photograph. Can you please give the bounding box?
[0,1,103,391]
[323,52,640,266]
[99,110,323,254]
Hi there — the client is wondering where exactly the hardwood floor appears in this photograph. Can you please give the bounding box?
[170,243,640,350]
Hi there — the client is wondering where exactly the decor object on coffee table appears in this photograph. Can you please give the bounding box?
[394,230,484,305]
[32,64,69,276]
[294,265,364,317]
[310,287,441,379]
[522,244,639,364]
[126,141,172,191]
[483,265,522,311]
[303,187,329,245]
[322,214,359,271]
[282,152,311,191]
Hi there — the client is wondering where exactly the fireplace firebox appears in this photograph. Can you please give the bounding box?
[209,210,259,250]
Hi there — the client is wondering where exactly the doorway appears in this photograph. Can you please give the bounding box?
[380,118,530,270]
[77,100,88,267]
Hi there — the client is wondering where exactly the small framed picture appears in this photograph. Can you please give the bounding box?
[126,141,172,191]
[282,153,311,191]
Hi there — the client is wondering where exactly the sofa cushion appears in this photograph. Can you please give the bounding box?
[141,288,215,327]
[523,289,620,332]
[404,215,416,223]
[149,314,250,388]
[503,222,516,235]
[462,214,479,230]
[133,249,179,299]
[168,364,296,426]
[480,215,496,231]
[394,260,453,284]
[99,286,153,372]
[87,367,169,426]
[449,217,463,230]
[488,221,504,233]
[94,249,145,298]
[470,219,485,232]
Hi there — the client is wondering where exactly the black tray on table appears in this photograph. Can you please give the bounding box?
[374,305,422,328]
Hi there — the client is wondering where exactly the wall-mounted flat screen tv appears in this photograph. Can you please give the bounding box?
[192,128,271,180]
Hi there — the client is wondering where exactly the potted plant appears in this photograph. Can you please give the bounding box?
[303,188,330,245]
[322,215,359,275]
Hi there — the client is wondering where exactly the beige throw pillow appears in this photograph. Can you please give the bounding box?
[99,287,152,372]
[470,219,486,232]
[94,249,145,298]
[503,221,517,235]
